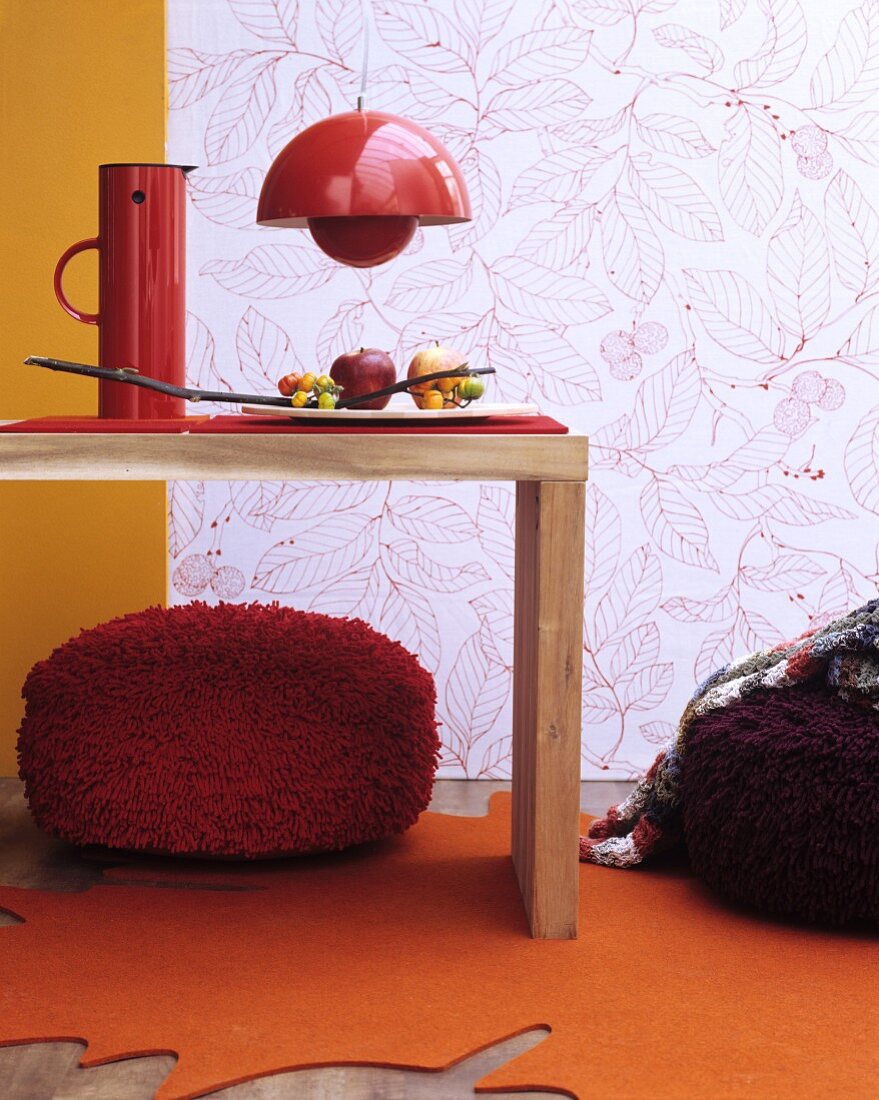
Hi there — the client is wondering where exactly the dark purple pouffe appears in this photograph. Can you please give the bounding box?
[681,681,879,925]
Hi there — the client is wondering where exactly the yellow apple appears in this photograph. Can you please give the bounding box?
[407,342,467,406]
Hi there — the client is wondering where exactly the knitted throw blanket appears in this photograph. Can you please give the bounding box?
[580,599,879,868]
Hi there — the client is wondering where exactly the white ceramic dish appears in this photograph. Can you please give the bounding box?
[241,402,541,421]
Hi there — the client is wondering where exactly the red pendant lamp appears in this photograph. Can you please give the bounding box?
[257,103,471,267]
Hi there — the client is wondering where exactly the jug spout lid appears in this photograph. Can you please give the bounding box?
[99,163,198,173]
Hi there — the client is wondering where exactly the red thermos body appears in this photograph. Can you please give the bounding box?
[53,163,195,418]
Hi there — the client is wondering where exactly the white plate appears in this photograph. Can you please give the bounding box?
[241,401,540,421]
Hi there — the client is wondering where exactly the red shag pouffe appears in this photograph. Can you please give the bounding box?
[18,602,439,857]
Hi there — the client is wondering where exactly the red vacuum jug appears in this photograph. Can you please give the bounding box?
[53,163,195,418]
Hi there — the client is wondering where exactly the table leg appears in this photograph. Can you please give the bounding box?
[512,480,585,939]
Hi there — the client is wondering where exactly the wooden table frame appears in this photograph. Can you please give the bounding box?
[0,427,588,939]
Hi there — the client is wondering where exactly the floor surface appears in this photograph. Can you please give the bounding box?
[0,777,632,1100]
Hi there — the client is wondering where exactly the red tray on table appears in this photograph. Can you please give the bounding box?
[1,414,569,436]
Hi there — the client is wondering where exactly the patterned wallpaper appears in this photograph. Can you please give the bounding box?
[167,0,879,779]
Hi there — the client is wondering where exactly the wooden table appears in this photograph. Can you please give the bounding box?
[0,426,588,938]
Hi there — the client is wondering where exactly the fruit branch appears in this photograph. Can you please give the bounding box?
[24,356,495,411]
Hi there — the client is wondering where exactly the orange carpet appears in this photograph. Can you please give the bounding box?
[0,793,877,1099]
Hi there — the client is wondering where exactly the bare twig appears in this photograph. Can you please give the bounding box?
[23,356,495,410]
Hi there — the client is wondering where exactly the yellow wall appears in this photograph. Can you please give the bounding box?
[0,0,168,773]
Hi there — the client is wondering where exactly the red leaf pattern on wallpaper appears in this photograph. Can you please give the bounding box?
[695,624,737,682]
[236,307,303,389]
[167,0,879,778]
[571,0,630,28]
[627,155,723,242]
[489,28,591,85]
[826,169,879,302]
[228,0,299,45]
[201,245,336,297]
[230,481,284,532]
[766,193,831,344]
[315,300,366,365]
[491,257,612,325]
[640,719,676,744]
[608,621,661,682]
[168,49,261,108]
[188,168,264,229]
[488,324,536,404]
[684,269,787,363]
[471,589,513,669]
[671,427,790,490]
[299,66,337,126]
[634,114,714,159]
[834,112,879,166]
[314,0,363,63]
[621,663,674,712]
[204,53,284,164]
[593,545,663,648]
[253,515,379,592]
[662,587,736,623]
[739,607,786,650]
[266,101,302,158]
[483,80,593,131]
[379,581,441,673]
[308,562,382,620]
[264,482,377,523]
[384,539,491,589]
[515,203,594,274]
[839,304,879,363]
[453,0,514,47]
[387,496,478,544]
[548,106,627,149]
[509,147,612,210]
[388,260,473,313]
[816,564,860,625]
[625,351,701,451]
[733,0,806,90]
[476,487,515,581]
[640,475,719,571]
[582,669,619,725]
[186,311,238,402]
[585,485,622,593]
[367,65,460,121]
[717,104,782,235]
[168,481,205,559]
[449,147,503,251]
[720,0,747,31]
[652,24,724,73]
[600,188,665,303]
[444,632,511,750]
[477,737,513,779]
[809,0,879,111]
[740,554,824,591]
[375,1,473,72]
[711,485,854,524]
[844,404,879,512]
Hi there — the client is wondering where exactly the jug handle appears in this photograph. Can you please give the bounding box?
[54,237,100,325]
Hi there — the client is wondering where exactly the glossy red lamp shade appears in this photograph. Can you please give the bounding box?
[256,110,471,267]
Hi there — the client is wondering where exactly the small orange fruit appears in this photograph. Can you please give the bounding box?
[277,373,300,396]
[420,390,445,410]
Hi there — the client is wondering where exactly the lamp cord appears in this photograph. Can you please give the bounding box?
[357,0,369,109]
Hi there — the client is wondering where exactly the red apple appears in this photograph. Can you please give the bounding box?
[407,342,467,407]
[329,348,397,410]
